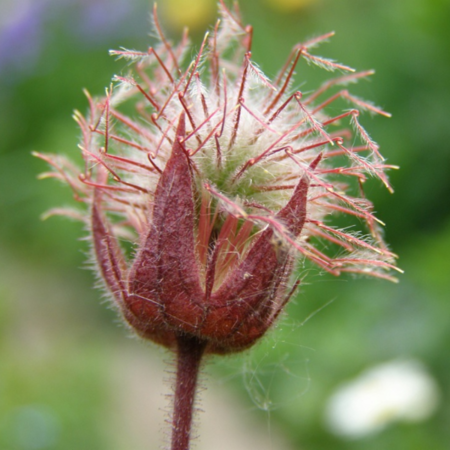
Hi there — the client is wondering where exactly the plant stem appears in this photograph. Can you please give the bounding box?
[171,334,207,450]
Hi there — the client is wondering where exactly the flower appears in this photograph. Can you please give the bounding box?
[35,1,399,354]
[324,360,440,438]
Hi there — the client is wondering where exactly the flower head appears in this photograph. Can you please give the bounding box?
[36,2,399,354]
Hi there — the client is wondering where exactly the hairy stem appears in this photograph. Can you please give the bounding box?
[171,334,207,450]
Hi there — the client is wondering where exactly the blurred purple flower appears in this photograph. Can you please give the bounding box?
[0,0,145,81]
[73,0,139,44]
[0,0,47,77]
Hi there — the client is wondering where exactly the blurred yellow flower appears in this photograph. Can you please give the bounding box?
[160,0,216,31]
[265,0,316,12]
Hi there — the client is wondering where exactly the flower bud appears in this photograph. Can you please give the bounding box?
[36,1,399,354]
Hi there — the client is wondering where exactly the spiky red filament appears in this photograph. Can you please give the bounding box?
[197,189,254,292]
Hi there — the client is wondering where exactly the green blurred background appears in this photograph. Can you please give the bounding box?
[1,0,449,449]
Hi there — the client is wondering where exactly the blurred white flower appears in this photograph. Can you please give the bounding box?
[324,360,440,438]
